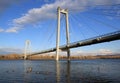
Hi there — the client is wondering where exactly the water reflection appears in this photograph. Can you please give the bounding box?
[55,60,120,83]
[56,61,60,83]
[23,60,33,83]
[23,60,29,83]
[56,61,71,83]
[66,61,70,83]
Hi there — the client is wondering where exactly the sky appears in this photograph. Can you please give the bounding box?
[0,0,120,55]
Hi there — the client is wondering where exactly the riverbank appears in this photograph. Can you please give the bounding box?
[0,54,120,60]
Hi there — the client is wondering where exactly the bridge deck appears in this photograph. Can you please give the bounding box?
[29,31,120,56]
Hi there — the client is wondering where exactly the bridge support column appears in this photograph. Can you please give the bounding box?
[56,7,70,61]
[56,7,61,61]
[24,43,27,60]
[65,9,70,61]
[24,40,31,60]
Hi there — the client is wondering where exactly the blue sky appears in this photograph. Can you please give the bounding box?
[0,0,120,55]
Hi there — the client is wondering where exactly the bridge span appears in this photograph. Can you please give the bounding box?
[28,30,120,57]
[24,7,120,60]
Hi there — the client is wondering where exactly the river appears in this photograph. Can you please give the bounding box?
[0,59,120,83]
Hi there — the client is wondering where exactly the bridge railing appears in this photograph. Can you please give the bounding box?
[59,30,120,48]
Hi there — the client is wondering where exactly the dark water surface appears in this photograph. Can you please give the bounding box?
[0,59,120,83]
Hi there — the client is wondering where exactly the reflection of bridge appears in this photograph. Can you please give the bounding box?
[25,7,120,60]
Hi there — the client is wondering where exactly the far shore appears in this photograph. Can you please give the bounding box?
[0,54,120,60]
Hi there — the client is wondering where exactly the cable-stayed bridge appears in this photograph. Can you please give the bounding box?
[29,31,120,55]
[25,7,120,60]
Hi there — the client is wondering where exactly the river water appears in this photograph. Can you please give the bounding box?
[0,59,120,83]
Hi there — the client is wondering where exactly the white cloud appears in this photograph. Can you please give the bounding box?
[5,27,20,33]
[0,28,4,32]
[5,0,120,33]
[71,50,85,55]
[75,50,84,54]
[0,27,22,33]
[98,49,112,54]
[0,47,23,54]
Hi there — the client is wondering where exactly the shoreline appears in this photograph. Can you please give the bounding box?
[0,54,120,60]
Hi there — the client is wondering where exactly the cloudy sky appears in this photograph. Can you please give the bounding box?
[0,0,120,54]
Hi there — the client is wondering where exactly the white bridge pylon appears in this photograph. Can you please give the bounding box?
[56,7,70,61]
[24,40,31,60]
